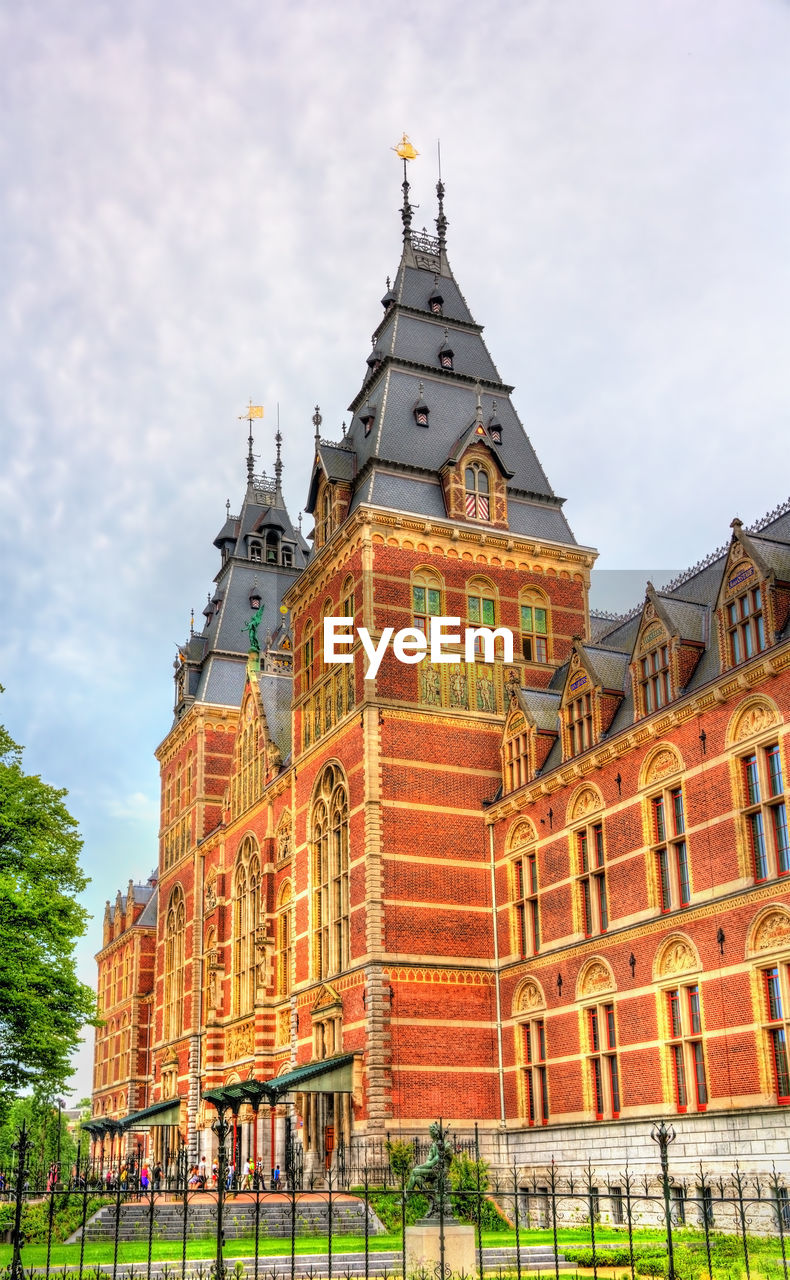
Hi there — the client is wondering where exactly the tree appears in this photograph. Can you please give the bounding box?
[0,698,96,1121]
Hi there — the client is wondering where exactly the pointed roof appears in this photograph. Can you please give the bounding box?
[168,434,306,728]
[305,178,578,548]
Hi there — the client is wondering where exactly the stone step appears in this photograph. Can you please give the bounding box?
[72,1197,385,1243]
[34,1247,574,1276]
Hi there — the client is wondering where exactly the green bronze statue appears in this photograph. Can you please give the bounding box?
[242,602,265,654]
[406,1120,455,1221]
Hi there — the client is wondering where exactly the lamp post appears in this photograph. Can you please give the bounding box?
[650,1120,677,1280]
[55,1097,67,1180]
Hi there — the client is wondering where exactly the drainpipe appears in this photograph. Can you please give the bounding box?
[488,822,506,1126]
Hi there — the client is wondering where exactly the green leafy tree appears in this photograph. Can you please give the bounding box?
[0,698,96,1121]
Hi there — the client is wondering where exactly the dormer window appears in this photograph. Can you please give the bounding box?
[488,406,503,444]
[282,545,293,567]
[727,586,766,665]
[413,383,430,428]
[249,539,262,563]
[366,343,383,376]
[438,333,454,370]
[265,532,279,564]
[429,279,443,315]
[465,463,490,520]
[640,644,670,713]
[359,402,376,437]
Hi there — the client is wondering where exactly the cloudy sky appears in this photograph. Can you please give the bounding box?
[2,0,789,1098]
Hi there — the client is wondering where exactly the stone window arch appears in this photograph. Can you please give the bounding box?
[163,885,186,1041]
[311,763,350,979]
[232,837,260,1016]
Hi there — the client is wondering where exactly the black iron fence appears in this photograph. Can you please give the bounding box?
[2,1119,790,1280]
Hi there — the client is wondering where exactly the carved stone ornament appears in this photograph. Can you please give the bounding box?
[658,939,697,977]
[645,748,681,785]
[734,702,779,743]
[267,739,283,771]
[515,980,543,1013]
[731,541,745,562]
[579,961,613,996]
[754,911,790,953]
[509,819,536,849]
[570,787,602,821]
[277,815,293,861]
[644,603,655,621]
[226,1020,254,1061]
[204,878,217,912]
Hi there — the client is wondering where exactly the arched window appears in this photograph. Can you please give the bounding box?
[233,839,260,1015]
[341,576,355,621]
[467,577,498,657]
[465,464,490,520]
[163,886,186,1041]
[316,485,332,548]
[311,764,350,979]
[412,568,442,634]
[249,539,262,563]
[519,590,549,664]
[277,883,292,998]
[304,621,315,692]
[265,531,280,564]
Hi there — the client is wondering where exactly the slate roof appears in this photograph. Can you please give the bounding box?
[258,673,293,760]
[517,688,562,733]
[136,887,158,929]
[305,210,577,547]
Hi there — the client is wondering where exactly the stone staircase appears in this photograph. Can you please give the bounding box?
[55,1246,573,1275]
[70,1196,385,1243]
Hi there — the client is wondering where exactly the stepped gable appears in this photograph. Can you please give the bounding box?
[306,176,577,547]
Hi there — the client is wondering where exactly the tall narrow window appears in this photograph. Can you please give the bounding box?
[741,744,789,882]
[467,580,497,657]
[521,1019,549,1125]
[666,983,707,1112]
[567,693,594,756]
[311,765,350,979]
[577,822,608,936]
[304,622,315,692]
[520,594,549,664]
[651,786,691,912]
[727,587,765,665]
[764,966,790,1103]
[465,464,490,520]
[276,884,292,998]
[341,576,355,621]
[640,644,671,714]
[412,570,442,634]
[163,886,186,1040]
[513,850,540,957]
[233,840,260,1016]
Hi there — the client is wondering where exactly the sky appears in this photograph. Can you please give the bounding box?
[2,0,790,1100]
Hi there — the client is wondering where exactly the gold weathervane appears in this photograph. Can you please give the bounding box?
[392,133,419,161]
[240,402,263,420]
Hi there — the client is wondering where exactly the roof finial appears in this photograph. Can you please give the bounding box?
[475,380,483,422]
[298,511,303,533]
[239,401,263,484]
[226,498,230,518]
[190,608,195,636]
[436,140,447,253]
[275,406,283,491]
[393,133,418,243]
[313,405,322,446]
[341,420,347,437]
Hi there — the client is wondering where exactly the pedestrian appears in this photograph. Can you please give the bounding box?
[273,1164,280,1190]
[153,1162,162,1191]
[198,1156,207,1190]
[140,1163,150,1191]
[226,1160,234,1190]
[211,1159,218,1187]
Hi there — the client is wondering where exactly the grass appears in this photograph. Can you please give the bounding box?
[2,1224,788,1278]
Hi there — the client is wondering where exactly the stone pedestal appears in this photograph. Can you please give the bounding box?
[405,1221,476,1276]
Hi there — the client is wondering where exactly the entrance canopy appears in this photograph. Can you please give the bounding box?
[203,1052,357,1112]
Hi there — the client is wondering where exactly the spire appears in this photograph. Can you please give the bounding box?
[246,422,255,484]
[393,133,418,244]
[436,143,447,252]
[275,405,283,491]
[313,405,322,446]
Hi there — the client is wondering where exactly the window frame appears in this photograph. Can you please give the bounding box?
[727,586,766,666]
[650,785,691,913]
[576,821,608,937]
[519,594,549,665]
[664,982,708,1113]
[740,743,789,883]
[464,463,491,521]
[586,1001,620,1120]
[512,849,540,958]
[763,964,790,1104]
[639,643,671,715]
[520,1017,549,1126]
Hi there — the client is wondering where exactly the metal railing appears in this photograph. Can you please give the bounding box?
[2,1119,790,1280]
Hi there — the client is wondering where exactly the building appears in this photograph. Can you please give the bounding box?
[91,166,790,1181]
